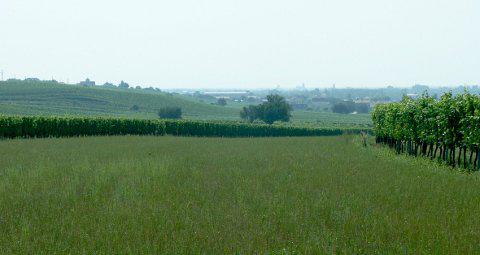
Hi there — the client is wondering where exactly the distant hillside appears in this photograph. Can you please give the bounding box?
[0,80,372,128]
[0,81,239,120]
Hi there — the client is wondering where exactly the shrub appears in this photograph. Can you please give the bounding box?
[332,101,357,114]
[217,98,227,106]
[158,107,182,119]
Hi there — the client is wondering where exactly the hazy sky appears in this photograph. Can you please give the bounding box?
[0,0,479,89]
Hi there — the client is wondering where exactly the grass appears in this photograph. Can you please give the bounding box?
[0,135,479,254]
[288,110,371,129]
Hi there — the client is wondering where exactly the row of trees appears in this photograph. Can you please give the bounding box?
[79,79,130,88]
[0,116,363,139]
[372,92,480,169]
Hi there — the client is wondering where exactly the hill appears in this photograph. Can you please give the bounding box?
[0,80,239,120]
[0,80,372,128]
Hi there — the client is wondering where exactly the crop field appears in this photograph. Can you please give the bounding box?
[0,81,371,129]
[0,81,237,120]
[373,92,480,170]
[1,136,479,254]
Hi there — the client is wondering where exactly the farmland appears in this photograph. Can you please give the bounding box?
[0,115,358,138]
[1,135,480,254]
[0,81,372,129]
[373,92,480,170]
[0,80,237,120]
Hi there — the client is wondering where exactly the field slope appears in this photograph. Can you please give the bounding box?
[0,81,372,128]
[0,136,479,254]
[0,81,238,120]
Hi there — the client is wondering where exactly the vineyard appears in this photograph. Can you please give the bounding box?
[0,80,373,128]
[372,92,480,169]
[0,115,367,139]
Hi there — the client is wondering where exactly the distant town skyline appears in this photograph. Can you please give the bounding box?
[1,73,477,91]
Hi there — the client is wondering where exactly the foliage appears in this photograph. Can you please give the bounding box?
[332,101,370,114]
[118,80,129,89]
[240,94,292,124]
[372,92,480,169]
[355,103,370,113]
[0,116,166,138]
[332,101,353,114]
[0,115,367,139]
[240,105,259,122]
[158,107,182,119]
[217,98,227,106]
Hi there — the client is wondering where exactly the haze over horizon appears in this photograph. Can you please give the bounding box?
[1,0,478,89]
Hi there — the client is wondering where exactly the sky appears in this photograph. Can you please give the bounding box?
[0,0,479,89]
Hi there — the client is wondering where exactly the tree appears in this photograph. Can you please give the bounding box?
[355,103,370,113]
[158,107,182,119]
[102,82,115,88]
[217,98,227,106]
[332,102,351,114]
[118,80,129,89]
[79,78,95,87]
[240,94,292,124]
[331,101,369,114]
[240,105,259,122]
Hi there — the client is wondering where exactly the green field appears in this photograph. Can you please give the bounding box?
[1,136,479,254]
[0,81,238,120]
[287,111,371,129]
[0,81,371,128]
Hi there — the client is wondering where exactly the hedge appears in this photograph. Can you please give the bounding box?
[0,116,367,139]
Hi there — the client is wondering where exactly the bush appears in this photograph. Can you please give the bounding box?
[158,107,182,119]
[355,103,370,113]
[332,102,353,114]
[332,101,370,114]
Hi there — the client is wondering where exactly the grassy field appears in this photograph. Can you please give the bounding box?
[288,111,371,129]
[0,136,479,254]
[0,81,372,128]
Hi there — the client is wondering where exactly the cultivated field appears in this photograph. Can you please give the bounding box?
[1,136,479,254]
[0,81,372,129]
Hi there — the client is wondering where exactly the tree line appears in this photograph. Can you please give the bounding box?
[372,92,480,169]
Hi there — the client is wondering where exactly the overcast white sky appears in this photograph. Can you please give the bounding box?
[0,0,478,89]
